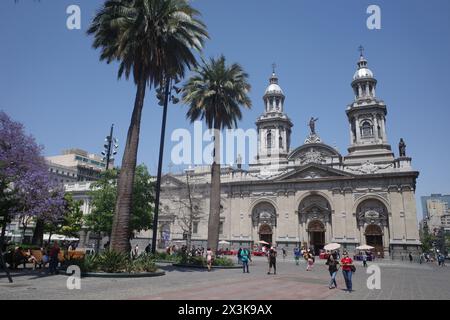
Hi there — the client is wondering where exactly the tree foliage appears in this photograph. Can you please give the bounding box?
[0,111,65,238]
[84,165,154,239]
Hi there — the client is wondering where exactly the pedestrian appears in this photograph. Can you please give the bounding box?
[237,247,242,265]
[133,244,139,259]
[267,246,277,275]
[362,251,368,267]
[306,251,314,271]
[206,247,213,272]
[282,248,287,260]
[294,247,301,265]
[340,251,354,292]
[241,248,251,273]
[438,254,445,267]
[326,253,340,289]
[408,252,413,263]
[145,243,151,254]
[49,242,60,275]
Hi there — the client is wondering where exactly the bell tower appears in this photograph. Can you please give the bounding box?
[256,66,293,165]
[345,49,394,164]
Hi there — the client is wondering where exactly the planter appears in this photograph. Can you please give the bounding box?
[79,270,165,278]
[154,259,178,264]
[61,267,165,278]
[172,263,241,269]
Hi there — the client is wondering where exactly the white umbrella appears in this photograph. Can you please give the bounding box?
[257,240,270,245]
[324,243,341,251]
[219,240,230,245]
[356,245,374,250]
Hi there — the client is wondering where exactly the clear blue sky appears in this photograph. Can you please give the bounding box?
[1,0,450,220]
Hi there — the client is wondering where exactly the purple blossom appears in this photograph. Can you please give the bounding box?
[0,111,65,222]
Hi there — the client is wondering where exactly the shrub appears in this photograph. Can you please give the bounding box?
[212,257,234,267]
[62,250,159,273]
[133,255,157,272]
[97,250,128,273]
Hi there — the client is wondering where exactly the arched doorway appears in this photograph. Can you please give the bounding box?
[356,198,390,258]
[252,201,277,248]
[308,220,325,256]
[259,224,273,246]
[365,224,383,257]
[298,194,332,254]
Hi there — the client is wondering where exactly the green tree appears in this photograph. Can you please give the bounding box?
[84,165,154,249]
[182,55,251,253]
[84,169,118,239]
[420,224,436,253]
[37,194,84,246]
[59,194,84,238]
[87,0,208,253]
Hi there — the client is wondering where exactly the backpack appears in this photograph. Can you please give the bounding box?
[241,249,249,262]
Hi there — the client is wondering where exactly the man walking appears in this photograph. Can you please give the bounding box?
[294,246,301,265]
[267,246,277,275]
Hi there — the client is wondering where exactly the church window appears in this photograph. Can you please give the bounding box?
[267,131,272,149]
[361,121,373,137]
[219,222,224,235]
[193,222,199,234]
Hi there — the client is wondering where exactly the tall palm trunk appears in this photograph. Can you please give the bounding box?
[207,124,221,253]
[110,73,147,254]
[31,218,44,247]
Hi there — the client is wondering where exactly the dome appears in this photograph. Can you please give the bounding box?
[265,83,284,95]
[265,72,284,95]
[353,67,374,80]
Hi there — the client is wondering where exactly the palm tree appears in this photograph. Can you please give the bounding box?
[182,56,251,253]
[87,0,208,253]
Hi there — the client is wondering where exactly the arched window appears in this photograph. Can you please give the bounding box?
[279,135,283,149]
[267,131,272,149]
[361,121,373,137]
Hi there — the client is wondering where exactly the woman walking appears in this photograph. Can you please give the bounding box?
[326,254,340,289]
[206,248,213,272]
[241,248,251,273]
[340,251,354,292]
[306,251,314,271]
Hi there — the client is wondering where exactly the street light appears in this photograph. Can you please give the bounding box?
[151,76,181,254]
[101,124,119,170]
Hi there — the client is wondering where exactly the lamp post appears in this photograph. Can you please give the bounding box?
[151,76,181,254]
[101,124,119,170]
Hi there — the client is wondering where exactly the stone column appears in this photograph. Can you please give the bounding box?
[349,122,354,145]
[381,117,387,143]
[355,118,362,142]
[373,115,379,143]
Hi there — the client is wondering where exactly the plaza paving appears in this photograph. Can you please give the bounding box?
[1,256,449,300]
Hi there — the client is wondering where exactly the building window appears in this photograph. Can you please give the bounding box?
[361,121,373,137]
[219,222,224,235]
[267,131,272,149]
[193,222,199,234]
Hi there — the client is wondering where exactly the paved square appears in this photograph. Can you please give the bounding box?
[1,257,449,300]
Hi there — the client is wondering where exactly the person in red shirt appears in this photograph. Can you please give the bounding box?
[340,251,354,292]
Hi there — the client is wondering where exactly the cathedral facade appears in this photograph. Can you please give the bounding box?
[159,53,421,258]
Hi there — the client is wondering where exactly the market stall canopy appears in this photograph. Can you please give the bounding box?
[43,234,79,241]
[257,240,270,245]
[356,245,374,250]
[324,243,341,251]
[218,240,230,245]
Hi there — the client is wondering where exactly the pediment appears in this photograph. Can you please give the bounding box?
[274,164,354,181]
[161,174,186,188]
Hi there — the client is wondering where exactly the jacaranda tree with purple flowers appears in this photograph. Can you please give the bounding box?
[0,111,65,246]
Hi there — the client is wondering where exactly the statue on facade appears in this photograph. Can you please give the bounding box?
[309,117,319,135]
[399,138,406,157]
